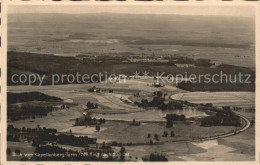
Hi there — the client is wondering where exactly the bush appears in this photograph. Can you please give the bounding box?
[96,125,100,132]
[166,114,186,128]
[162,131,168,137]
[142,152,168,161]
[15,149,21,155]
[138,95,184,110]
[86,101,98,109]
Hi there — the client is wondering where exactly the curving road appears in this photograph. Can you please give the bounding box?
[71,108,251,145]
[165,113,251,144]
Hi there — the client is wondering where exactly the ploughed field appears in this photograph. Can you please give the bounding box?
[171,92,255,107]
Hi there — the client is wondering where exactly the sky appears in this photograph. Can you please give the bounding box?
[8,5,255,18]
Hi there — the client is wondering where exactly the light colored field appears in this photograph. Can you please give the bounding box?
[8,78,183,114]
[7,141,35,161]
[178,139,254,161]
[90,121,237,144]
[7,80,182,134]
[122,123,254,161]
[115,142,206,161]
[171,92,255,107]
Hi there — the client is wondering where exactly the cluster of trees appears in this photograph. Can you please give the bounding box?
[109,89,114,93]
[86,101,98,109]
[7,125,97,148]
[8,104,53,121]
[8,126,129,161]
[162,131,175,137]
[75,115,106,126]
[7,148,21,155]
[57,134,97,146]
[8,124,57,134]
[23,127,57,134]
[7,92,64,121]
[142,152,168,161]
[32,133,97,147]
[7,92,62,104]
[147,134,158,145]
[147,131,175,144]
[8,125,58,143]
[7,134,20,142]
[166,114,186,128]
[147,132,172,143]
[153,91,168,97]
[201,110,241,127]
[136,91,183,110]
[7,125,20,133]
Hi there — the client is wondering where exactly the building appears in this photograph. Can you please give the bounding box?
[175,64,195,68]
[153,82,165,87]
[88,86,101,93]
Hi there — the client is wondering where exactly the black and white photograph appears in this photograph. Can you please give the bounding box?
[4,4,257,162]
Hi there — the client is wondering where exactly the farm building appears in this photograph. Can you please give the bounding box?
[52,104,66,110]
[88,86,101,93]
[153,82,165,87]
[175,64,196,68]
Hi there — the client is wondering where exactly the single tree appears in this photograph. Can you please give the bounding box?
[163,131,168,137]
[170,131,175,137]
[119,146,126,161]
[96,125,100,132]
[154,134,159,141]
[15,149,21,155]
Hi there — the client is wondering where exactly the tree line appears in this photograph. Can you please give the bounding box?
[201,109,241,127]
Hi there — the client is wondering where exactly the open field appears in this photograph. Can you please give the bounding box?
[8,78,183,112]
[58,120,237,144]
[7,78,255,161]
[7,141,35,161]
[97,121,237,144]
[121,111,255,161]
[171,92,255,107]
[9,105,83,131]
